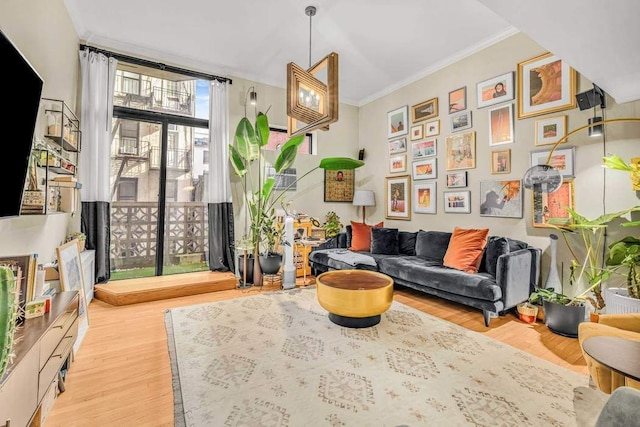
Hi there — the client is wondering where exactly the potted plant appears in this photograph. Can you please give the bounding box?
[258,207,284,275]
[66,231,87,252]
[532,205,640,336]
[322,211,343,238]
[604,236,640,313]
[229,112,363,285]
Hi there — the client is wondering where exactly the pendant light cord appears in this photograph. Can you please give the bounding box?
[308,9,313,68]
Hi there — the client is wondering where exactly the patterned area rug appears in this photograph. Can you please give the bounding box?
[164,287,606,426]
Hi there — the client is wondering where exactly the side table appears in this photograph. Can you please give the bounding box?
[297,239,326,285]
[582,336,640,386]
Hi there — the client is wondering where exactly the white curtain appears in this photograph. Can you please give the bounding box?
[79,51,116,201]
[207,80,235,271]
[78,50,117,282]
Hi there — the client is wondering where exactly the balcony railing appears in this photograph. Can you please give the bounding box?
[110,201,208,269]
[150,147,191,170]
[152,86,193,115]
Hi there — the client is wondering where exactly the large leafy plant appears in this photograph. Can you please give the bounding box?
[548,205,640,309]
[228,112,363,258]
[606,236,640,299]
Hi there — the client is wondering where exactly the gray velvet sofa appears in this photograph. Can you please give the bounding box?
[309,227,541,326]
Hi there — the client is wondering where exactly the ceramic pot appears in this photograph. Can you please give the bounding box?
[259,252,282,275]
[542,299,585,338]
[238,254,254,286]
[605,287,640,314]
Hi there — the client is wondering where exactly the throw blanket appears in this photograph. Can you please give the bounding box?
[321,248,377,267]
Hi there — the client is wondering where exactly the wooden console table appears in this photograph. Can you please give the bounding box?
[0,291,79,427]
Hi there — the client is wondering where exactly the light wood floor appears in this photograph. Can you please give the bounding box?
[44,276,588,427]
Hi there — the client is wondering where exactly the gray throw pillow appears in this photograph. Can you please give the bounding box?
[398,231,417,255]
[482,236,510,276]
[415,230,452,261]
[370,227,400,255]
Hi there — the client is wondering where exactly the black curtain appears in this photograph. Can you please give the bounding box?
[81,201,111,283]
[207,202,235,272]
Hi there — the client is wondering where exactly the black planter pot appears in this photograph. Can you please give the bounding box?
[542,299,586,338]
[238,254,254,286]
[259,252,282,275]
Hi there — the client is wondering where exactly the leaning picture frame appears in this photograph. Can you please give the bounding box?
[532,179,574,228]
[56,240,90,345]
[535,115,568,146]
[530,146,575,178]
[411,98,438,123]
[476,71,514,108]
[385,175,411,220]
[517,52,577,119]
[388,105,409,139]
[413,181,437,214]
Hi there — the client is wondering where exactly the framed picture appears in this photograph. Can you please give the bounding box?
[424,119,440,137]
[324,169,355,202]
[388,105,409,139]
[517,52,577,119]
[445,131,476,170]
[532,179,574,228]
[449,86,467,114]
[386,175,411,220]
[389,154,407,173]
[488,103,514,145]
[412,158,437,180]
[411,98,438,123]
[535,115,568,146]
[412,138,437,159]
[530,146,575,178]
[56,240,89,322]
[0,254,37,323]
[476,72,514,108]
[443,190,471,214]
[479,180,523,218]
[446,171,467,188]
[413,181,436,214]
[410,124,423,141]
[388,137,407,154]
[491,149,511,174]
[450,110,472,132]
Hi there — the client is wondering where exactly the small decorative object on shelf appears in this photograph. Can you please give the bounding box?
[65,232,87,252]
[42,98,81,152]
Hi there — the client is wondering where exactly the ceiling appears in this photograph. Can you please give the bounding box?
[64,0,638,107]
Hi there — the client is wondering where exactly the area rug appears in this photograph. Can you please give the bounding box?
[164,286,606,426]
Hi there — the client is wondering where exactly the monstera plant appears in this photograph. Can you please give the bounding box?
[229,112,363,285]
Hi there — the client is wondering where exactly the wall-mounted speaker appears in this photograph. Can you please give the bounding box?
[358,149,365,160]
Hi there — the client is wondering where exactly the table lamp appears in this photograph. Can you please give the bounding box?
[352,190,375,224]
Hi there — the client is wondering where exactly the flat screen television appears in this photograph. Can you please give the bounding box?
[0,27,44,218]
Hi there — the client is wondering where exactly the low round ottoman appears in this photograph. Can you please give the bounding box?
[316,269,394,328]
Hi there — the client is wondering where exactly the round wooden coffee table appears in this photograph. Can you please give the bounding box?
[316,269,394,328]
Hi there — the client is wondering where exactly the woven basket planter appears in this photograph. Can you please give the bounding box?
[517,302,539,324]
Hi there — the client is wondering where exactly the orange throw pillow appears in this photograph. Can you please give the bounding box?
[443,227,489,273]
[349,221,384,251]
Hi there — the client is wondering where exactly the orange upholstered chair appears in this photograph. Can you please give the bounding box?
[578,313,640,394]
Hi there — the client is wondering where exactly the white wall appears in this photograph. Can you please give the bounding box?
[358,32,640,297]
[0,0,80,263]
[228,78,360,240]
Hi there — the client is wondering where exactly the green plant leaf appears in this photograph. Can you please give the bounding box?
[255,113,270,147]
[229,145,247,177]
[603,154,632,171]
[319,157,365,170]
[234,117,259,161]
[274,134,305,172]
[261,177,275,203]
